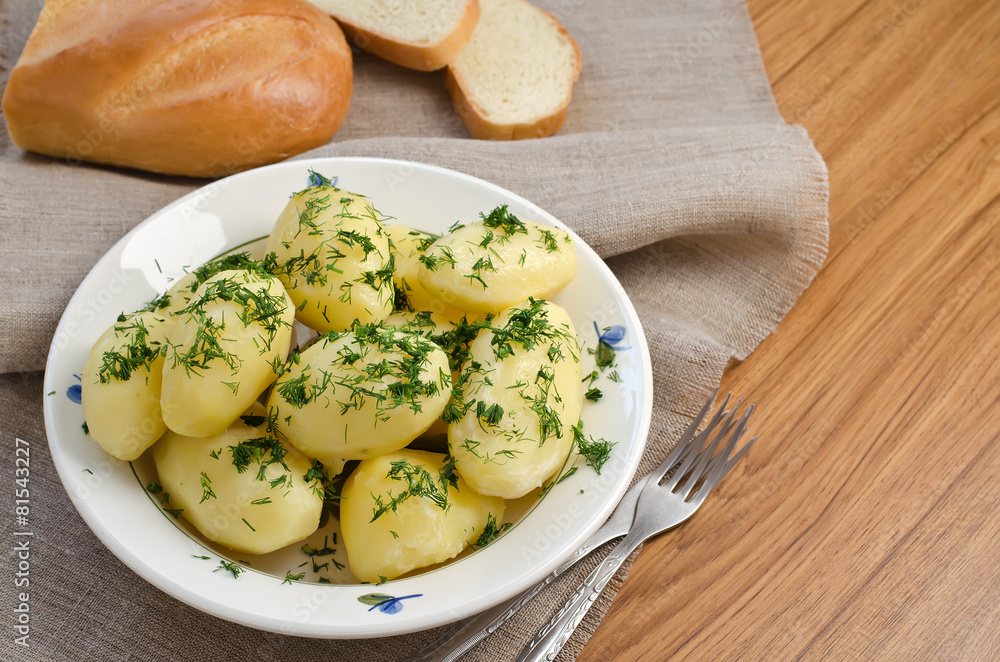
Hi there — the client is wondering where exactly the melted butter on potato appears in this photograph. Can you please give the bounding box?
[81,310,171,461]
[448,299,583,498]
[341,449,505,582]
[153,404,322,555]
[268,324,451,462]
[266,179,393,332]
[417,206,577,314]
[160,269,294,438]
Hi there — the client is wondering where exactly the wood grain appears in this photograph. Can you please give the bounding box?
[579,0,1000,659]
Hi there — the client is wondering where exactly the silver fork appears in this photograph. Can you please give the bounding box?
[513,394,756,662]
[406,390,730,662]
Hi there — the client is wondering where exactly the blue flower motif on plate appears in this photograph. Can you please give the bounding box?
[357,592,422,615]
[594,322,630,349]
[66,374,82,404]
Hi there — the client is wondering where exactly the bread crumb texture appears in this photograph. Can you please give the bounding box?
[308,0,470,45]
[450,0,580,124]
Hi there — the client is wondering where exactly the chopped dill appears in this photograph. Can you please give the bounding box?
[572,422,617,474]
[282,570,306,584]
[97,313,162,384]
[480,205,528,240]
[476,401,505,428]
[535,228,560,253]
[370,458,454,522]
[228,436,292,485]
[199,472,216,503]
[304,169,336,190]
[240,414,268,427]
[214,560,244,579]
[557,467,579,483]
[473,513,512,548]
[464,256,497,289]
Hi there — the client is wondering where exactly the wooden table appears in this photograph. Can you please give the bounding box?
[580,0,1000,659]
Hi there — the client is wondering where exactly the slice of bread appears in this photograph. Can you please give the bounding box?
[307,0,479,71]
[444,0,581,140]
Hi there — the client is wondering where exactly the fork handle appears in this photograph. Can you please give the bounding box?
[514,529,647,662]
[406,550,583,662]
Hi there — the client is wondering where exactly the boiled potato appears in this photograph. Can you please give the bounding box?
[383,308,472,374]
[159,253,262,317]
[267,325,451,462]
[160,271,199,317]
[161,269,294,437]
[81,310,170,461]
[153,404,322,555]
[341,449,505,582]
[384,309,456,342]
[266,179,393,332]
[449,299,583,498]
[417,206,576,314]
[386,224,467,321]
[383,309,457,439]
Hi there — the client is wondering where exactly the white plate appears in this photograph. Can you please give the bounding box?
[42,157,653,638]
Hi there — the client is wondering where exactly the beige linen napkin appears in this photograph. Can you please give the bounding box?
[0,0,827,660]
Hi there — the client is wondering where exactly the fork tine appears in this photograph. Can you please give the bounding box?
[648,388,721,485]
[659,427,711,491]
[691,399,742,475]
[699,405,755,495]
[671,402,740,501]
[722,435,757,476]
[663,402,740,500]
[681,407,742,476]
[655,397,730,490]
[688,436,754,508]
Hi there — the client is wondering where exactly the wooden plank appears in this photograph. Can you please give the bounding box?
[770,0,1000,179]
[750,0,870,88]
[579,0,1000,659]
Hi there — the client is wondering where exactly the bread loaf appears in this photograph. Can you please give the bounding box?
[445,0,581,140]
[1,0,353,178]
[307,0,479,71]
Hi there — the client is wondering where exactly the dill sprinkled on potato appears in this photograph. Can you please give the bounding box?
[228,436,292,486]
[473,513,512,548]
[480,204,528,240]
[97,314,162,384]
[369,458,457,522]
[199,472,216,503]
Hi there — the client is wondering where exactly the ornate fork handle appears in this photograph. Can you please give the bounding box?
[407,521,634,661]
[489,542,600,628]
[514,529,648,662]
